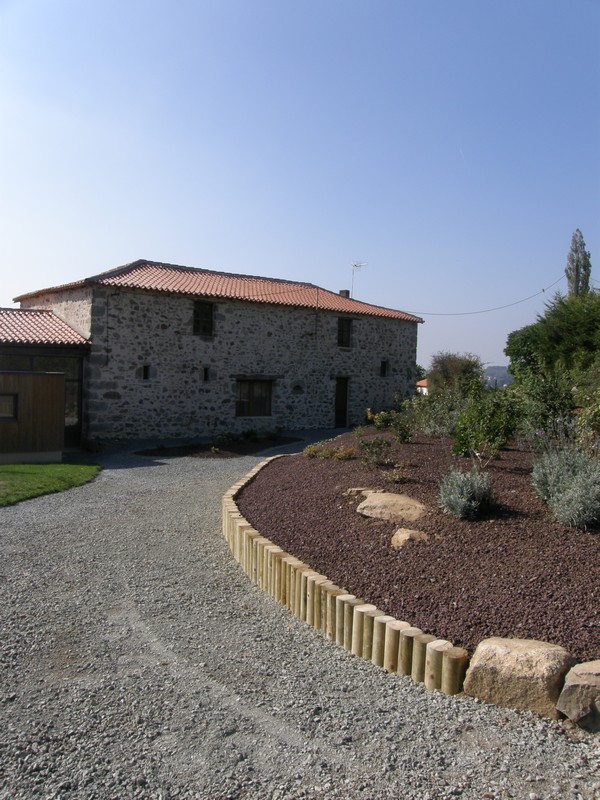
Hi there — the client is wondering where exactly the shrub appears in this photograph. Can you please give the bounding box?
[384,464,409,484]
[575,390,600,454]
[453,389,519,458]
[390,413,411,443]
[439,467,493,520]
[359,436,391,466]
[366,408,397,429]
[303,441,358,460]
[332,445,358,460]
[303,442,326,458]
[404,389,466,437]
[532,448,600,529]
[531,449,588,503]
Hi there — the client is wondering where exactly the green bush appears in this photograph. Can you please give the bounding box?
[366,408,397,429]
[532,448,600,529]
[453,389,519,458]
[359,436,391,466]
[390,413,411,443]
[332,445,358,460]
[303,441,358,460]
[575,389,600,454]
[303,441,326,458]
[384,464,409,484]
[403,390,466,437]
[439,467,493,520]
[509,372,574,439]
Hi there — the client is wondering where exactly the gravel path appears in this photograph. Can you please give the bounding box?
[1,446,598,800]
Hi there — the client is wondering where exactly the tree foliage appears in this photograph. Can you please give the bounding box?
[427,351,484,395]
[506,292,600,379]
[565,228,592,297]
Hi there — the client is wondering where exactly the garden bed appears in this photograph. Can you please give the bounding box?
[236,430,600,662]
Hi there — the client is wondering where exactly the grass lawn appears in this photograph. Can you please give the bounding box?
[0,463,102,507]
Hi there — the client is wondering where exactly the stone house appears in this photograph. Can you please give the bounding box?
[9,259,422,442]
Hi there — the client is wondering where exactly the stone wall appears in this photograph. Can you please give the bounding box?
[20,286,94,338]
[27,285,419,441]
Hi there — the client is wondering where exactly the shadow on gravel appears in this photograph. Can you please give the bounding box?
[64,429,347,469]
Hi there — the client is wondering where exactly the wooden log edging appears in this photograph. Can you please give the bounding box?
[222,457,470,696]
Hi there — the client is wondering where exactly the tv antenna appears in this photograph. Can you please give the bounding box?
[351,261,368,297]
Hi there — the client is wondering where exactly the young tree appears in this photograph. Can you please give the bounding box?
[565,228,592,297]
[427,352,484,395]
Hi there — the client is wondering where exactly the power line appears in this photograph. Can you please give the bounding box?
[406,275,566,317]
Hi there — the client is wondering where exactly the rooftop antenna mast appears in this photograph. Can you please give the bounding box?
[351,261,368,298]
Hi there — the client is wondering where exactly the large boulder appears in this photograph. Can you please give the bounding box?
[463,637,576,720]
[357,492,426,523]
[556,660,600,731]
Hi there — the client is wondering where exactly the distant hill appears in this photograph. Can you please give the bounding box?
[484,366,513,387]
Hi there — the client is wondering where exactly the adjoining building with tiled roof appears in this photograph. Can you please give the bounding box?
[0,308,90,448]
[9,259,422,443]
[0,308,88,346]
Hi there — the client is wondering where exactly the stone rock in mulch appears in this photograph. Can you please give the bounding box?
[391,528,429,549]
[463,637,576,720]
[344,487,382,498]
[356,492,426,523]
[556,660,600,731]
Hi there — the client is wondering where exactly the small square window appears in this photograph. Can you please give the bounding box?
[236,380,272,417]
[380,360,389,377]
[0,393,18,420]
[193,301,214,336]
[338,318,352,348]
[142,365,151,380]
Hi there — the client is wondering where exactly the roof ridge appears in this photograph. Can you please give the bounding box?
[13,259,423,324]
[0,306,55,313]
[92,259,320,290]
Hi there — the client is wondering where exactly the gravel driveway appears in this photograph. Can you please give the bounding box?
[1,445,598,800]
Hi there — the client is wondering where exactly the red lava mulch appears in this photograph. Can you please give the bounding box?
[236,430,600,663]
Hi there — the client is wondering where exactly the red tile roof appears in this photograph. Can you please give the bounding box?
[0,308,88,346]
[15,259,423,323]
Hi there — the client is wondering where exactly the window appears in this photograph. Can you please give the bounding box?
[0,394,18,420]
[236,380,272,417]
[203,367,210,382]
[337,317,352,348]
[142,365,151,380]
[380,360,389,377]
[193,301,214,336]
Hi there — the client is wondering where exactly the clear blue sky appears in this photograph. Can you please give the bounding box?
[1,0,598,368]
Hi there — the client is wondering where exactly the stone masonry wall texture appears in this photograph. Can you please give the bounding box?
[24,285,418,441]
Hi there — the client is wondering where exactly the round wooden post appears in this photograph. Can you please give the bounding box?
[398,626,422,675]
[411,633,437,683]
[441,646,470,695]
[335,595,355,645]
[424,639,453,691]
[351,604,377,657]
[361,608,382,660]
[312,577,330,630]
[371,615,395,668]
[343,596,365,651]
[383,620,411,672]
[323,585,344,639]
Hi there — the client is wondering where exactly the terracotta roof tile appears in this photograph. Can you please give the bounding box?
[15,260,423,323]
[0,308,88,346]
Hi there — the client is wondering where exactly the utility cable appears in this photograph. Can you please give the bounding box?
[405,275,566,317]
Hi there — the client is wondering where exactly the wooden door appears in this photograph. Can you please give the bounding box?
[334,377,348,427]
